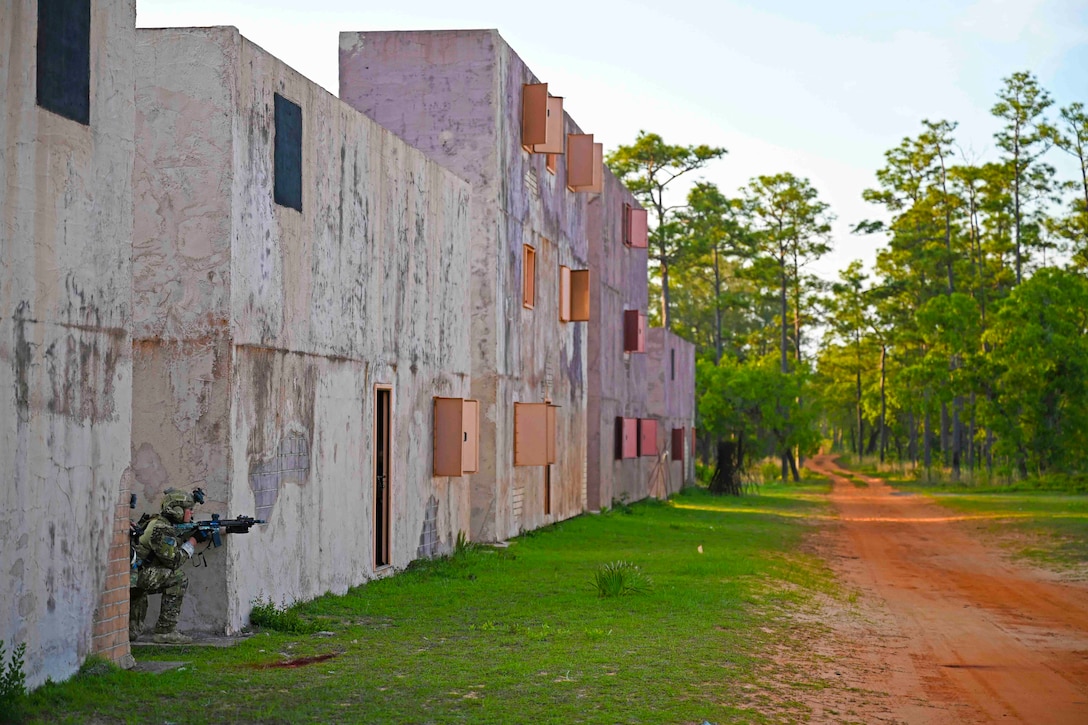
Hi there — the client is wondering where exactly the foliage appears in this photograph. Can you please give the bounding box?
[249,596,321,635]
[591,561,654,598]
[606,131,726,329]
[0,640,27,723]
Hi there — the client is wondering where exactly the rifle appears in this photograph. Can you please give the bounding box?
[177,514,267,548]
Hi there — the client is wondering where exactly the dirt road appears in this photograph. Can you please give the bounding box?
[806,454,1088,724]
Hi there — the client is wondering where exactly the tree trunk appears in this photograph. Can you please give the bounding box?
[879,345,887,464]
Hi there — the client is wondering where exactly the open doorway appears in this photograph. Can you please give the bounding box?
[374,387,392,567]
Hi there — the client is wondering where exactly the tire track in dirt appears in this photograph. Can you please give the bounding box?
[808,454,1088,724]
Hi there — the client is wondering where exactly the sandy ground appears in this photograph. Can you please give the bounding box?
[794,455,1088,724]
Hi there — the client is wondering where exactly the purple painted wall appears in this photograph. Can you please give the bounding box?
[647,327,696,491]
[340,29,591,541]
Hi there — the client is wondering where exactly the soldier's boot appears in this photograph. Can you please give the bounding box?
[152,579,191,644]
[129,590,148,642]
[151,630,193,645]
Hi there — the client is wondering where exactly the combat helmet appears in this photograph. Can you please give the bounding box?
[160,488,196,523]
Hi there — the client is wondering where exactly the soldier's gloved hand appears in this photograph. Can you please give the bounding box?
[181,541,196,559]
[192,528,210,544]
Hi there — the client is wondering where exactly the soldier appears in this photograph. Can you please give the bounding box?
[129,488,206,644]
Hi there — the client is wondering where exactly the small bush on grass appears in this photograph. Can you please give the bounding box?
[592,561,653,598]
[0,640,27,723]
[250,597,320,634]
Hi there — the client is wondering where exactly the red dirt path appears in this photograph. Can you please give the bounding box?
[806,454,1088,724]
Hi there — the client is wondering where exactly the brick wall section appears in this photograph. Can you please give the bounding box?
[92,473,133,665]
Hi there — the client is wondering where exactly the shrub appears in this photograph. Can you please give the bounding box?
[249,597,320,634]
[0,640,27,723]
[592,562,653,598]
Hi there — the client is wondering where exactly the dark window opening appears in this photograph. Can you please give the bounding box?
[544,466,551,516]
[375,388,391,567]
[36,0,91,125]
[671,349,676,381]
[274,93,302,211]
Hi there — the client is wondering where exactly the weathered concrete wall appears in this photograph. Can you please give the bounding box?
[647,327,696,492]
[0,0,136,686]
[134,27,472,633]
[340,30,590,541]
[586,172,655,509]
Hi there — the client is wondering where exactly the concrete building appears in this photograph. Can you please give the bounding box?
[647,328,696,496]
[585,171,657,509]
[1,0,137,685]
[340,30,594,541]
[131,26,473,633]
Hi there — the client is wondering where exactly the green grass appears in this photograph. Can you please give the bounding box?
[24,484,838,724]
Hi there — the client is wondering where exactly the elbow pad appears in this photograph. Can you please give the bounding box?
[181,541,195,559]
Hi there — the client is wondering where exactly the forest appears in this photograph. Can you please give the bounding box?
[606,71,1088,486]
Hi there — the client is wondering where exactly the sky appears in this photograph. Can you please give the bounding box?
[136,0,1088,282]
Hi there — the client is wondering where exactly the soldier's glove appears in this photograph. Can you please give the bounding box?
[192,529,210,544]
[181,541,196,559]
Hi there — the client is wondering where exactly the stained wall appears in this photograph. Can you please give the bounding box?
[340,29,591,541]
[0,0,136,686]
[647,327,696,492]
[586,171,655,508]
[134,27,472,633]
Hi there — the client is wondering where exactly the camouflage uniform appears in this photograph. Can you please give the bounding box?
[129,489,197,643]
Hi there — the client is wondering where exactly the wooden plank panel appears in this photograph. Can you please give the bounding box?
[623,417,639,459]
[559,265,571,322]
[522,83,549,147]
[629,207,648,248]
[462,399,479,473]
[571,270,590,321]
[523,244,536,308]
[639,418,658,457]
[433,397,464,477]
[515,403,549,466]
[566,134,594,188]
[533,96,564,153]
[573,142,603,193]
[624,309,645,353]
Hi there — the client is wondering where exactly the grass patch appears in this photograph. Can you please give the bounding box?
[23,485,836,724]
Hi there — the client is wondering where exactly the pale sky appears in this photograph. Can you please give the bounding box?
[137,0,1087,282]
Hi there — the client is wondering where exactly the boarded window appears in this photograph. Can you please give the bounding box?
[274,93,303,211]
[521,83,549,149]
[515,403,555,466]
[616,417,638,460]
[566,134,595,189]
[534,96,564,154]
[546,404,558,464]
[546,153,557,175]
[571,141,602,193]
[639,418,658,457]
[560,267,590,322]
[36,0,90,125]
[624,204,649,248]
[523,244,536,309]
[433,397,479,477]
[559,265,571,322]
[624,310,646,353]
[672,427,685,461]
[570,270,590,321]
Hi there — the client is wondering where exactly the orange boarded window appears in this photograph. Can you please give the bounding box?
[560,267,590,322]
[515,402,557,466]
[624,204,648,248]
[433,397,479,477]
[559,265,571,322]
[522,83,548,149]
[523,244,536,309]
[571,141,602,193]
[567,134,595,189]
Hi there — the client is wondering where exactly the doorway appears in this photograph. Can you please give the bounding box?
[374,387,392,567]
